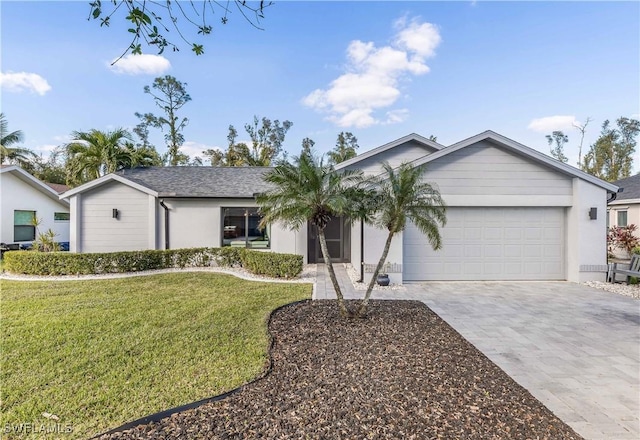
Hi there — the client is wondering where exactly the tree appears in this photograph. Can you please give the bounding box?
[546,130,569,163]
[89,1,271,60]
[256,153,364,317]
[141,75,191,166]
[300,137,315,158]
[243,116,293,166]
[204,125,249,166]
[358,162,446,316]
[573,117,592,169]
[0,113,35,167]
[582,117,640,181]
[210,116,292,166]
[26,147,67,185]
[327,131,359,164]
[65,128,151,185]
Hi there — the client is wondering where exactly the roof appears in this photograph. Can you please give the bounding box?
[45,182,69,194]
[334,133,443,170]
[0,165,70,206]
[409,130,619,193]
[61,166,275,199]
[609,174,640,204]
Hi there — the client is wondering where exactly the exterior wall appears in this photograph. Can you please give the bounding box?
[0,172,70,245]
[424,140,573,206]
[162,198,222,248]
[566,178,609,282]
[270,221,307,263]
[608,203,640,229]
[78,181,153,253]
[342,140,436,176]
[163,198,306,259]
[362,224,403,285]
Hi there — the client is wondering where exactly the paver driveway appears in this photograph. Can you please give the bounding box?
[316,267,640,440]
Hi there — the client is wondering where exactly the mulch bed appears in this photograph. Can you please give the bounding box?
[101,300,582,439]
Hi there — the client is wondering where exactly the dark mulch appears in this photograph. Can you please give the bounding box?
[101,300,583,439]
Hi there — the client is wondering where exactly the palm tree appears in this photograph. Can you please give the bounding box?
[358,162,447,316]
[65,128,135,185]
[256,153,365,317]
[0,113,35,166]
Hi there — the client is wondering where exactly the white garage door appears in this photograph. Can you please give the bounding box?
[403,207,565,281]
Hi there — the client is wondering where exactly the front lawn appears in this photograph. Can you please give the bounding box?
[0,273,311,439]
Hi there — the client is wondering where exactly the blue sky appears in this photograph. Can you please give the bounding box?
[1,1,639,168]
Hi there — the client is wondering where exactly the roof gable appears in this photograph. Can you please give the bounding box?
[60,173,158,199]
[335,133,443,170]
[0,165,70,206]
[411,131,619,193]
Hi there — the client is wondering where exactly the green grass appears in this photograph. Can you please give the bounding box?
[0,273,311,439]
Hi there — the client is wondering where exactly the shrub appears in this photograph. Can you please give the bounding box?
[240,250,303,279]
[2,247,303,278]
[608,225,640,255]
[216,247,245,268]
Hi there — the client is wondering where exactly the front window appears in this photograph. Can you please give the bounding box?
[617,210,628,227]
[222,207,270,249]
[14,210,36,242]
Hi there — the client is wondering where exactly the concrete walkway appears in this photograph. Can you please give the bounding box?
[316,264,640,440]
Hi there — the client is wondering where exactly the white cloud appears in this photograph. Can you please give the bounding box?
[302,17,441,128]
[527,115,578,133]
[0,71,51,95]
[108,54,171,75]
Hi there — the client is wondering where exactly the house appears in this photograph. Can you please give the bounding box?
[60,130,618,283]
[608,174,640,230]
[0,165,70,248]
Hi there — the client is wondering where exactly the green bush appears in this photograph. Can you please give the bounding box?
[240,250,303,279]
[2,247,303,278]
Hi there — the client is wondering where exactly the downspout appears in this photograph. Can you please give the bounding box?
[359,219,365,282]
[159,200,170,250]
[607,187,623,204]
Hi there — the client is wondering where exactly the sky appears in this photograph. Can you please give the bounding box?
[1,0,639,168]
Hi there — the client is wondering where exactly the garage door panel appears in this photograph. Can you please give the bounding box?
[403,207,565,281]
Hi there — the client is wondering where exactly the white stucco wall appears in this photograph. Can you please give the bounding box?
[159,198,306,259]
[567,178,609,282]
[361,224,403,285]
[0,171,70,245]
[269,221,307,262]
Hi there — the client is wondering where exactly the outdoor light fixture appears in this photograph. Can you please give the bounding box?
[589,207,597,220]
[112,208,119,219]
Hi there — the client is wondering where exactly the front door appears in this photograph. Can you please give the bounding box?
[308,216,349,263]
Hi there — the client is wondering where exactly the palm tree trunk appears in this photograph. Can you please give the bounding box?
[318,229,351,318]
[358,230,395,317]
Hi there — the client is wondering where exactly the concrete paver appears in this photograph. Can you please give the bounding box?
[315,264,640,440]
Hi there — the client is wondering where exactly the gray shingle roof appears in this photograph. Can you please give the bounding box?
[611,174,640,201]
[115,166,274,198]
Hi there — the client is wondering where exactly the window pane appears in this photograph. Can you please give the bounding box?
[222,207,269,248]
[14,210,35,225]
[15,225,35,242]
[54,212,70,221]
[618,211,628,227]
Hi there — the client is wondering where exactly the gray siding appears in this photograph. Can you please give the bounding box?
[343,140,436,175]
[424,140,572,199]
[80,182,150,252]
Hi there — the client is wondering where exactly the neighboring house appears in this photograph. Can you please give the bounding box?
[608,174,640,231]
[0,165,70,247]
[60,130,618,283]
